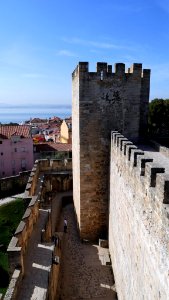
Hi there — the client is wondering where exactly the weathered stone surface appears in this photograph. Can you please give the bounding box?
[72,61,150,240]
[109,133,169,299]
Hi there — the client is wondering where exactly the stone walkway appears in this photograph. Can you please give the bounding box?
[17,208,54,300]
[56,204,117,300]
[139,144,169,173]
[14,192,116,300]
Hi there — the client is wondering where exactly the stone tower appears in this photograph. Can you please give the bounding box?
[72,62,150,241]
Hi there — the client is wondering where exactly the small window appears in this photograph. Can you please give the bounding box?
[1,152,3,155]
[0,141,2,144]
[12,160,15,167]
[21,159,26,168]
[14,148,17,152]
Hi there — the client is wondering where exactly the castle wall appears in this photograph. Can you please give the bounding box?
[5,158,72,299]
[72,62,150,240]
[109,132,169,299]
[0,171,30,198]
[72,70,81,227]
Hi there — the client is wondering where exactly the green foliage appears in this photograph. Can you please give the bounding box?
[2,122,19,126]
[0,199,25,249]
[0,199,25,293]
[148,98,169,136]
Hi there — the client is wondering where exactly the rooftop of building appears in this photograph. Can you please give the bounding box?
[34,142,72,152]
[0,125,31,139]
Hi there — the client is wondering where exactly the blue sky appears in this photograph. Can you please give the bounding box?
[0,0,169,107]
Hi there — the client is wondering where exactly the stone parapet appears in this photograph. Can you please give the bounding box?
[0,171,30,198]
[7,194,39,276]
[5,158,72,299]
[150,139,169,158]
[72,61,150,80]
[3,269,22,300]
[109,131,169,299]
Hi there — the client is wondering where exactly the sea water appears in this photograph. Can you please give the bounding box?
[0,104,71,124]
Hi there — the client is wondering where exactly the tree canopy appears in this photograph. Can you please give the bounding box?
[148,98,169,137]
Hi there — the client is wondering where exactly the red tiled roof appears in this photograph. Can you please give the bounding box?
[38,124,49,129]
[34,143,72,152]
[0,125,31,139]
[49,116,62,122]
[49,123,60,129]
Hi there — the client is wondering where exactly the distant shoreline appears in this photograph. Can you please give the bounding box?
[0,104,72,124]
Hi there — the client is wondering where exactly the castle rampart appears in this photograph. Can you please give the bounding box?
[0,171,30,199]
[72,61,150,240]
[5,158,72,300]
[109,131,169,299]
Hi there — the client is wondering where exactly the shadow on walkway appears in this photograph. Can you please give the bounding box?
[56,203,117,300]
[15,191,117,300]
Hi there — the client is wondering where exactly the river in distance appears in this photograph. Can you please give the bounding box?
[0,104,72,124]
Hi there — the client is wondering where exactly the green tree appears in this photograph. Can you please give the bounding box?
[148,98,169,136]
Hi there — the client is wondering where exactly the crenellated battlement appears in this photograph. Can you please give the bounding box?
[71,59,169,298]
[111,131,169,206]
[72,61,150,79]
[72,60,151,241]
[110,131,169,299]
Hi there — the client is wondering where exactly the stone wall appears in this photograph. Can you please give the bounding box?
[4,158,72,299]
[150,140,169,158]
[109,132,169,299]
[48,232,63,300]
[3,269,22,300]
[0,171,30,198]
[72,70,81,230]
[7,195,39,277]
[72,62,150,240]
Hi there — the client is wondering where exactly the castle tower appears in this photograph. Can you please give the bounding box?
[72,62,150,240]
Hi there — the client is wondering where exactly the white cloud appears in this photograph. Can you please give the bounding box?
[62,37,136,51]
[57,49,77,57]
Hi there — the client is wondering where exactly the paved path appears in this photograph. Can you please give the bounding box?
[5,173,116,299]
[17,208,54,300]
[14,193,116,300]
[139,144,169,173]
[56,204,117,300]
